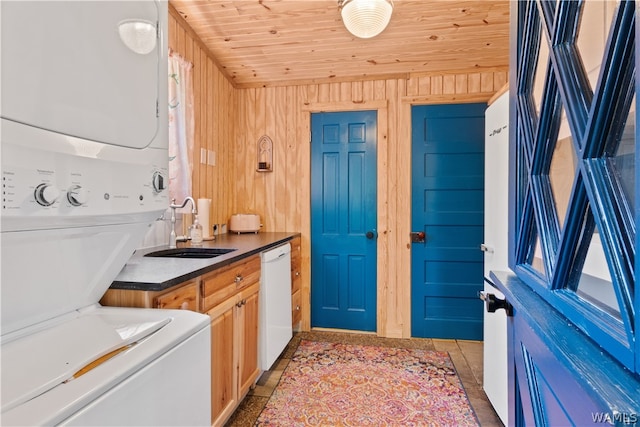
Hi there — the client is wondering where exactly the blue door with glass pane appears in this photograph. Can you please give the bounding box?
[411,103,486,340]
[310,110,377,332]
[495,1,640,425]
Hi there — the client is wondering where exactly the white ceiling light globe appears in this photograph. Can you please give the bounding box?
[340,0,393,39]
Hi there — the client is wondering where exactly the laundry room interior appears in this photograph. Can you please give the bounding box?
[2,1,639,426]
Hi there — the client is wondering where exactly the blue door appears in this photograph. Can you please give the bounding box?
[311,110,377,332]
[411,103,486,340]
[501,1,640,424]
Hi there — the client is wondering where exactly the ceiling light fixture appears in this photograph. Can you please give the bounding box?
[118,19,157,55]
[339,0,393,39]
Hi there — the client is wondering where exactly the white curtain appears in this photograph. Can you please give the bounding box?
[168,51,194,205]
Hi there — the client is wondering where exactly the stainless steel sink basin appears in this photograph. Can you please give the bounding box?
[144,248,236,259]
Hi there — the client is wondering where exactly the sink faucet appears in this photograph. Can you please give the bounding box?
[169,197,197,249]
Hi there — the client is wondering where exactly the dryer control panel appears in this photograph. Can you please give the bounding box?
[1,121,168,231]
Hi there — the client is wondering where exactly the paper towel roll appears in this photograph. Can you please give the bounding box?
[197,198,212,239]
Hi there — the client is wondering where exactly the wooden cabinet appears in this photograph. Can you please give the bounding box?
[201,254,261,427]
[236,286,260,398]
[154,281,199,310]
[290,236,302,329]
[204,283,260,427]
[201,255,261,312]
[207,296,236,424]
[100,279,199,311]
[100,253,262,427]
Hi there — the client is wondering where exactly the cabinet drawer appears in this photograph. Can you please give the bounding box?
[290,237,301,293]
[291,289,301,326]
[291,268,301,294]
[201,255,261,312]
[154,282,198,311]
[290,238,301,272]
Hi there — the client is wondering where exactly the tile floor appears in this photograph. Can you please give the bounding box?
[226,330,504,426]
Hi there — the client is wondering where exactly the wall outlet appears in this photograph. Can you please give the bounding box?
[207,150,216,166]
[200,148,207,164]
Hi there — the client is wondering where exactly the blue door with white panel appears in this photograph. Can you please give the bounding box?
[311,110,377,332]
[411,103,486,340]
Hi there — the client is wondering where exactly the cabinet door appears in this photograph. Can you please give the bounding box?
[154,281,198,310]
[291,289,302,326]
[290,237,302,328]
[237,284,260,398]
[207,298,237,426]
[290,236,302,293]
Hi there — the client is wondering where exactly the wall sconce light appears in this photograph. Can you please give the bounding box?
[118,19,157,54]
[257,135,273,172]
[338,0,394,39]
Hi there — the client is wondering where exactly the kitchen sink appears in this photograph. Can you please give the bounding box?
[144,248,236,259]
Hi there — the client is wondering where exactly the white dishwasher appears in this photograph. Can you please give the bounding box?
[259,243,293,371]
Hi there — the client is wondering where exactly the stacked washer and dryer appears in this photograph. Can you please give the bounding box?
[1,1,211,425]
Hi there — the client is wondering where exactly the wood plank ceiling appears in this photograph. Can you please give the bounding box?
[169,0,510,88]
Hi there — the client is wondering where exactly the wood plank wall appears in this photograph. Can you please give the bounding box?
[168,6,237,234]
[234,70,507,338]
[169,7,507,338]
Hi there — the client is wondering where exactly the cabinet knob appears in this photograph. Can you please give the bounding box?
[235,274,243,283]
[180,301,189,310]
[295,305,300,311]
[295,271,300,277]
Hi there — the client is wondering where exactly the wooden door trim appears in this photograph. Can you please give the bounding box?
[301,100,388,335]
[402,94,494,105]
[398,93,495,338]
[302,100,388,112]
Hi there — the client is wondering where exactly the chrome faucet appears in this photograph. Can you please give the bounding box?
[169,197,197,249]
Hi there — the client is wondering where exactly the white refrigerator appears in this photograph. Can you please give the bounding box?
[482,89,510,425]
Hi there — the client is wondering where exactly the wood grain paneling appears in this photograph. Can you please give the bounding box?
[169,0,507,338]
[169,1,509,88]
[233,69,507,337]
[169,5,237,235]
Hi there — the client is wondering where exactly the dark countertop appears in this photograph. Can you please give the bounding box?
[110,232,300,292]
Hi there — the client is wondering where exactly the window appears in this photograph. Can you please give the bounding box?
[512,0,637,370]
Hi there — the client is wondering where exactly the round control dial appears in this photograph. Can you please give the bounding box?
[67,185,89,206]
[152,171,166,194]
[34,183,60,206]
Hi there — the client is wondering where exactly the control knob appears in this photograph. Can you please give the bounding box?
[34,183,60,206]
[67,185,89,206]
[152,171,166,194]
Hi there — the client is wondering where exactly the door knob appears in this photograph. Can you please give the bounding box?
[479,291,513,316]
[410,231,426,243]
[366,230,377,239]
[480,243,494,253]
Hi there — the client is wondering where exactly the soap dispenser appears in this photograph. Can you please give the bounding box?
[190,214,204,246]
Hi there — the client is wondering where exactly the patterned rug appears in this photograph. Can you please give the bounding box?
[256,340,479,426]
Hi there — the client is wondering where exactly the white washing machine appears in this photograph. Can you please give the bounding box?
[1,2,211,425]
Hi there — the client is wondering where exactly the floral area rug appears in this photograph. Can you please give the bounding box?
[256,340,479,426]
